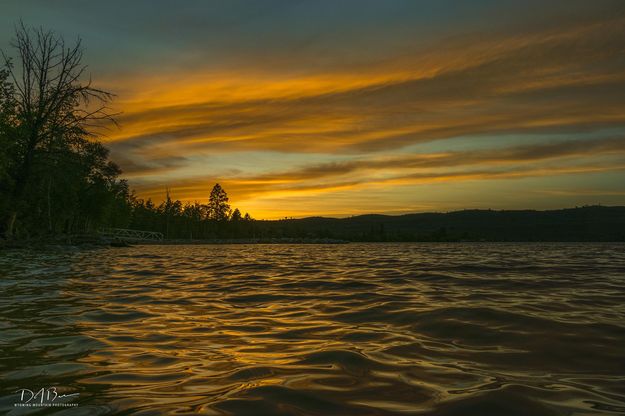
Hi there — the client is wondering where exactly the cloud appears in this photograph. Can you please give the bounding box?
[131,137,625,204]
[247,136,625,181]
[103,12,625,170]
[111,154,190,176]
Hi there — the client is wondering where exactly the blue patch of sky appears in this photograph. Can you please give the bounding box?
[400,127,625,154]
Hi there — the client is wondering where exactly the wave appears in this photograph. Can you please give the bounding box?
[0,243,624,415]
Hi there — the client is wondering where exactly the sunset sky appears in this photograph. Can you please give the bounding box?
[2,0,625,218]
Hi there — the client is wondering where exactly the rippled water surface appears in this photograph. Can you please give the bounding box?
[1,243,625,415]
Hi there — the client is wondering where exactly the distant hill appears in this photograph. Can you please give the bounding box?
[254,206,625,242]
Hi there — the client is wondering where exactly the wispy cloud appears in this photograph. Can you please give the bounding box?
[106,13,625,162]
[132,137,625,208]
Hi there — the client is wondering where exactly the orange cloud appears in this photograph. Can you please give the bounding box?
[102,14,625,153]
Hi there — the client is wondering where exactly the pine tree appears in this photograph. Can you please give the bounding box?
[208,183,230,221]
[230,208,242,222]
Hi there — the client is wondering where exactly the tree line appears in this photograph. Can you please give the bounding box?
[0,24,254,240]
[129,184,257,240]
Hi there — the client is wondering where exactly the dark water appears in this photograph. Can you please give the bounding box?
[1,243,624,415]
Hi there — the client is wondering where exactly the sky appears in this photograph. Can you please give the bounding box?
[2,0,625,218]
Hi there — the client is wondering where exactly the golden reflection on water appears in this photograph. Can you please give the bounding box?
[1,243,625,415]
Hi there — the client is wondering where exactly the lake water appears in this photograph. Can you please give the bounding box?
[1,243,624,415]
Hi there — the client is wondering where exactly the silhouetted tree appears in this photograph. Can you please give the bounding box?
[208,183,230,221]
[0,68,15,220]
[0,23,115,237]
[230,208,242,222]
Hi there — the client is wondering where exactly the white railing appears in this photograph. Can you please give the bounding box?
[97,228,164,242]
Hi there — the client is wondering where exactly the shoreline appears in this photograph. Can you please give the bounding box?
[2,236,624,251]
[0,235,351,249]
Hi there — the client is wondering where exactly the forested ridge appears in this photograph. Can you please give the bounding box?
[257,206,625,242]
